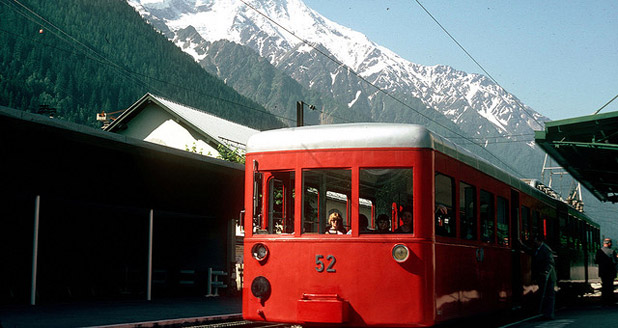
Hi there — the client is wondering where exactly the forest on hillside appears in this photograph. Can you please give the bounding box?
[0,0,284,130]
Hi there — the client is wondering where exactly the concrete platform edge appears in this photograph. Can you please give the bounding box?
[91,313,243,328]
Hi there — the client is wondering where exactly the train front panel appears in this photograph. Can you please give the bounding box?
[243,237,436,327]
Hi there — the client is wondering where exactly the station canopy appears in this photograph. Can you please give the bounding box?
[535,110,618,203]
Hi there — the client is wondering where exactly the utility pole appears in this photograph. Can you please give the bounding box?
[296,101,316,127]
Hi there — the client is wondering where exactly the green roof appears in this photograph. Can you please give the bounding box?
[535,110,618,202]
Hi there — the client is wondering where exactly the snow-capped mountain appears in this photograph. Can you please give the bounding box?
[127,0,546,139]
[126,0,549,174]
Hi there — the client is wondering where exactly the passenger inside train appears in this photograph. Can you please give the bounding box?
[435,204,452,236]
[325,212,347,234]
[435,173,456,237]
[394,207,413,233]
[375,214,391,233]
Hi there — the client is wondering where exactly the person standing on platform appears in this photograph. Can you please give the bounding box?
[596,238,618,305]
[531,233,557,320]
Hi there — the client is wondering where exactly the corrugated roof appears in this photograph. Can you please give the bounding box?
[107,93,259,151]
[149,94,259,150]
[535,110,618,202]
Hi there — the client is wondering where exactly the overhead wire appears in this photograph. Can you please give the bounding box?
[239,0,527,178]
[412,0,618,208]
[593,94,618,115]
[449,133,535,140]
[413,0,544,129]
[2,0,161,95]
[239,0,446,127]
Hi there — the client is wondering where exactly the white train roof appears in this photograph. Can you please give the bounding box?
[248,122,510,181]
[247,123,579,210]
[248,123,451,152]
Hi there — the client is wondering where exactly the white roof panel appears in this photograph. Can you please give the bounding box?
[247,123,455,153]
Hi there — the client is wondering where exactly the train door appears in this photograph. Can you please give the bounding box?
[510,190,523,308]
[458,181,483,316]
[477,189,495,310]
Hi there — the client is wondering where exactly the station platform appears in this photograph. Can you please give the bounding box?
[504,295,618,328]
[2,294,616,328]
[0,296,242,328]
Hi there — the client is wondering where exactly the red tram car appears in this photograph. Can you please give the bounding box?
[242,123,599,327]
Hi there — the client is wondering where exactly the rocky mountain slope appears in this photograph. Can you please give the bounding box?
[127,0,548,175]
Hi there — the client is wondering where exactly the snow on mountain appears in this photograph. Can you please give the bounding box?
[127,0,547,144]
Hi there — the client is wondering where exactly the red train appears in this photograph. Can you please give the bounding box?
[242,123,600,327]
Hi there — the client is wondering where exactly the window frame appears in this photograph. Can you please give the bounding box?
[301,168,352,235]
[496,196,509,246]
[435,172,456,238]
[252,170,296,235]
[459,180,477,241]
[358,167,414,235]
[480,189,495,244]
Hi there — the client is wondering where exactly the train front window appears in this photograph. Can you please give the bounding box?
[253,171,295,234]
[359,168,413,234]
[302,169,351,234]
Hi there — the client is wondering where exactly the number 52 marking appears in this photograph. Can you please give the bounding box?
[315,254,336,273]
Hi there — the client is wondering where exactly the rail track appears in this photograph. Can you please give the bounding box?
[184,320,295,328]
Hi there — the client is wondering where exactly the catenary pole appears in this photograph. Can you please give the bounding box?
[147,209,154,301]
[30,195,40,305]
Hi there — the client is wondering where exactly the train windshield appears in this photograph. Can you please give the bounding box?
[302,169,352,234]
[251,167,414,235]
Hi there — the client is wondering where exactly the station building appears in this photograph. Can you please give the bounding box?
[102,93,258,159]
[0,100,249,305]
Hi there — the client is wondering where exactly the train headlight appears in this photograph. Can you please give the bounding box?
[251,243,269,262]
[392,244,410,263]
[251,276,271,301]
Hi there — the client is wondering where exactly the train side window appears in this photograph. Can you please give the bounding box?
[480,190,495,243]
[302,169,351,234]
[521,206,530,241]
[253,171,295,234]
[359,168,413,234]
[531,211,540,238]
[559,211,568,247]
[460,181,476,240]
[435,173,455,237]
[497,196,509,246]
[252,169,263,233]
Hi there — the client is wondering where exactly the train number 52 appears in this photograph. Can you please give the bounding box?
[315,255,336,273]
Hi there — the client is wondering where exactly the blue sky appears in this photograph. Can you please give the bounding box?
[304,0,618,121]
